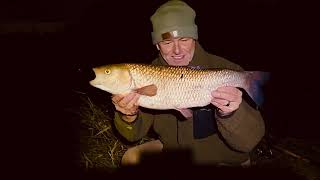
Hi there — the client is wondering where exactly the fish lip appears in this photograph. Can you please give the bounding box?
[89,79,99,86]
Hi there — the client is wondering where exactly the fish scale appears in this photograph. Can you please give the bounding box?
[126,64,244,109]
[90,63,269,110]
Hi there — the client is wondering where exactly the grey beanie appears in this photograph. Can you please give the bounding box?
[150,0,198,44]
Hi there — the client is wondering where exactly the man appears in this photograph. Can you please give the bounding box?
[112,0,265,167]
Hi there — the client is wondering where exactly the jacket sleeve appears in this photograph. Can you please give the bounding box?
[114,110,154,142]
[215,100,265,153]
[113,58,160,142]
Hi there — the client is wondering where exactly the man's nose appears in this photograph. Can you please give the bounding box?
[173,41,181,54]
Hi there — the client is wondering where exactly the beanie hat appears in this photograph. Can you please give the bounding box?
[150,0,198,44]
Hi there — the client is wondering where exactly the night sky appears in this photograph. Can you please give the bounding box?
[2,0,318,174]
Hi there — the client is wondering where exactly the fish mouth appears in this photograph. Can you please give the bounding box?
[89,80,96,86]
[89,80,108,91]
[89,78,102,87]
[89,68,97,85]
[86,67,96,81]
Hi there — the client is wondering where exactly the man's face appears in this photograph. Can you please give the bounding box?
[157,37,195,66]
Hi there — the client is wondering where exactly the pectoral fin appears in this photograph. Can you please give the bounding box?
[134,84,157,96]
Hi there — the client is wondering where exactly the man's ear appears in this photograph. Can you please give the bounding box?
[156,44,160,50]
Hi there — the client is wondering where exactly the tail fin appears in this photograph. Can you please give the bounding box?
[244,71,271,107]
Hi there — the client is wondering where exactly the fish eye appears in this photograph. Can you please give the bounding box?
[104,69,111,75]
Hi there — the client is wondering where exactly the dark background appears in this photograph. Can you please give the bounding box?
[1,0,318,176]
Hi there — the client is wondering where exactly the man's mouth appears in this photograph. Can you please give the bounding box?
[172,55,184,60]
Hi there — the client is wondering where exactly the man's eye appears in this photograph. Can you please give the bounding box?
[180,38,189,41]
[163,41,172,45]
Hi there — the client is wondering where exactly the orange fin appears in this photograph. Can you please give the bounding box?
[134,84,157,96]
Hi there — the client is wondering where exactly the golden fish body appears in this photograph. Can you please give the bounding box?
[89,63,256,110]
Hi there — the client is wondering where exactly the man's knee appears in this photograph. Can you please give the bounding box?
[121,146,141,166]
[241,158,251,167]
[121,140,163,166]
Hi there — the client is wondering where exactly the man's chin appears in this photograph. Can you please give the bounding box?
[171,59,189,66]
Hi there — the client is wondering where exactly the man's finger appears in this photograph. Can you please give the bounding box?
[118,93,136,106]
[127,94,140,109]
[211,102,233,112]
[212,97,229,105]
[212,91,238,102]
[216,86,241,96]
[176,108,193,118]
[112,94,124,103]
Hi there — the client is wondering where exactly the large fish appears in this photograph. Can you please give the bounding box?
[89,63,269,110]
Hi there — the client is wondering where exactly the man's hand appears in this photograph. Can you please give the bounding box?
[176,108,193,119]
[112,93,140,123]
[211,86,242,115]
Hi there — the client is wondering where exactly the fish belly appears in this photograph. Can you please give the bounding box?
[138,84,213,110]
[129,64,240,110]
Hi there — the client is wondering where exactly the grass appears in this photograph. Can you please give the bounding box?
[73,92,153,172]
